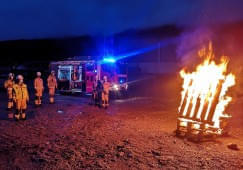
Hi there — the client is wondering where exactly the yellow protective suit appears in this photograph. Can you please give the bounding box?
[102,81,110,108]
[47,75,57,103]
[34,77,44,106]
[4,79,15,109]
[13,83,29,120]
[4,79,15,118]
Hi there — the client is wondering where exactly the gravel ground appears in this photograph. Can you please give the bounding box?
[0,75,242,169]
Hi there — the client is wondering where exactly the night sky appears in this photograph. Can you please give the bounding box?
[0,0,243,41]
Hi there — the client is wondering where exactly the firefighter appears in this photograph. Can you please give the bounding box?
[47,70,57,104]
[4,73,15,118]
[102,76,110,108]
[91,76,98,105]
[34,72,44,107]
[91,77,97,105]
[13,75,29,121]
[96,79,103,107]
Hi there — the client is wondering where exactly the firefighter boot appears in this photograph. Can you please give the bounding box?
[7,99,13,111]
[7,100,14,119]
[104,94,109,109]
[105,101,109,109]
[35,96,39,107]
[49,96,54,104]
[15,110,20,121]
[8,108,14,119]
[102,100,105,108]
[104,99,109,109]
[21,110,26,120]
[39,96,42,106]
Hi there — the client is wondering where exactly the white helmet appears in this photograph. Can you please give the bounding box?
[37,72,41,76]
[103,76,107,81]
[8,73,14,78]
[17,75,24,80]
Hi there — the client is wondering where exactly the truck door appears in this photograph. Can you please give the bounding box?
[57,65,72,90]
[85,62,96,93]
[86,73,94,93]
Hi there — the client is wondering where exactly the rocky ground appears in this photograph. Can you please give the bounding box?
[0,75,242,169]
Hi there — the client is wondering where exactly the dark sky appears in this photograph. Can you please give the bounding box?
[0,0,243,41]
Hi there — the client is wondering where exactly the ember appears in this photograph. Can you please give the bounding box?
[176,43,235,139]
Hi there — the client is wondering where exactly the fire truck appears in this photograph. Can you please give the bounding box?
[49,56,128,96]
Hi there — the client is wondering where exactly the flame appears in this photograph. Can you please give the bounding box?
[178,43,235,132]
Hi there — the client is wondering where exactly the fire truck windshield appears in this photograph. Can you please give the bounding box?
[86,63,95,72]
[59,69,70,80]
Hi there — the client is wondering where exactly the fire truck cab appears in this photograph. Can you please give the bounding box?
[99,61,128,97]
[49,56,128,95]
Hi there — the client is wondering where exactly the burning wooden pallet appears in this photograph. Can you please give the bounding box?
[176,44,235,141]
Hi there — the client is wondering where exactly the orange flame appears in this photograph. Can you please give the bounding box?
[178,43,235,132]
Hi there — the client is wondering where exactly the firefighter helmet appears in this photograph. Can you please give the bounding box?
[103,76,107,81]
[17,75,24,80]
[8,73,14,78]
[37,72,41,76]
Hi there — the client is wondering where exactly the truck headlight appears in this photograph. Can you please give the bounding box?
[113,84,119,91]
[125,83,128,90]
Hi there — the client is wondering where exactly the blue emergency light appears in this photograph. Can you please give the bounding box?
[103,56,116,63]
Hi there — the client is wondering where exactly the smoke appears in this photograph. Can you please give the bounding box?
[176,24,243,100]
[176,27,213,68]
